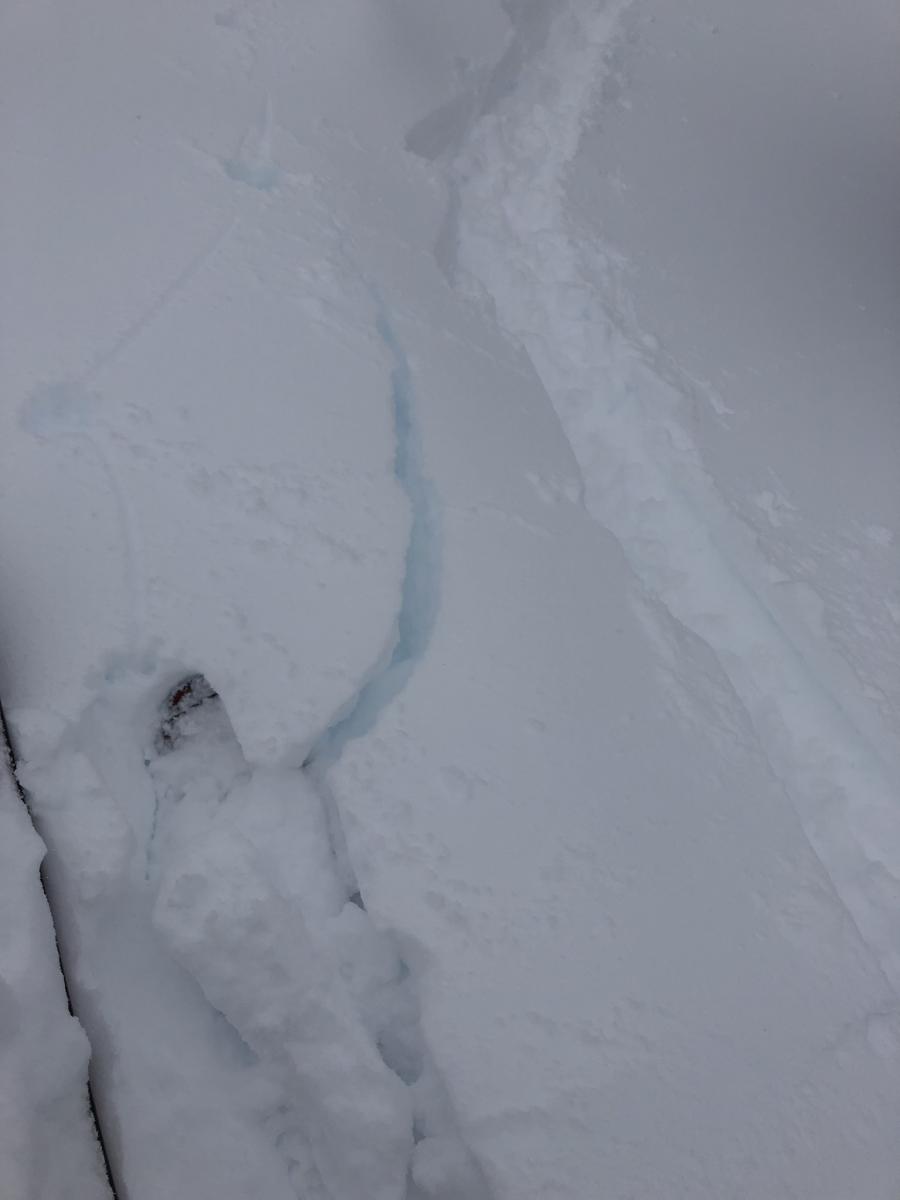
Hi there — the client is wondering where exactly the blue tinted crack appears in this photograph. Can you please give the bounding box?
[306,301,441,770]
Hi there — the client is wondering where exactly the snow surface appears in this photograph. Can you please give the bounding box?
[2,1,900,1198]
[0,734,109,1200]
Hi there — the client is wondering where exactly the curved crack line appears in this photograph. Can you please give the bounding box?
[297,301,491,1198]
[83,217,239,388]
[305,300,441,773]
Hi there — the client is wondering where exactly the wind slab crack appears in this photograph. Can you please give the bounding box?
[301,302,489,1198]
[306,300,441,773]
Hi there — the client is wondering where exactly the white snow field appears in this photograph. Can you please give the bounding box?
[2,1,899,1198]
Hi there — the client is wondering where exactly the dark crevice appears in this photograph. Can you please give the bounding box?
[0,699,120,1200]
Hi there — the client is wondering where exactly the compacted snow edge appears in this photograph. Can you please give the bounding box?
[449,0,900,996]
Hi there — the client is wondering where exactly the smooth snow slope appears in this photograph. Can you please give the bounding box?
[2,2,900,1199]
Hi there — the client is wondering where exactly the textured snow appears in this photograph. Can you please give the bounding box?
[0,736,109,1199]
[2,0,411,767]
[2,1,900,1198]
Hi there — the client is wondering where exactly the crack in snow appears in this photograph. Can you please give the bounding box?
[20,383,148,654]
[293,300,491,1198]
[305,300,441,771]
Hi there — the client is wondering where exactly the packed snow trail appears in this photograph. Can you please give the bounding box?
[450,0,900,997]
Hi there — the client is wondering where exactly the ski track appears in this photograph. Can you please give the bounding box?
[18,215,240,658]
[19,385,147,655]
[82,216,239,389]
[295,296,488,1198]
[450,0,900,998]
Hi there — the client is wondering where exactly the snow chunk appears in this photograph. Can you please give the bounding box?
[154,826,414,1200]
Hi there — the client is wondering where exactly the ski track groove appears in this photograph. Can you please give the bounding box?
[451,0,900,999]
[83,217,239,388]
[21,215,241,657]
